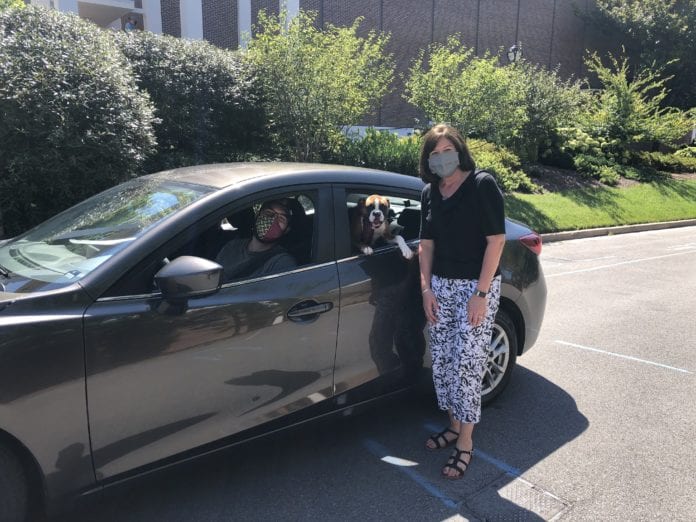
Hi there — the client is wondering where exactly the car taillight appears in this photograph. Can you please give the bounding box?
[519,232,542,255]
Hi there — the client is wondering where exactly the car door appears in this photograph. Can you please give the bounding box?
[332,184,427,403]
[83,186,340,479]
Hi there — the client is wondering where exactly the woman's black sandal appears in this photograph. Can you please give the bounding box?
[442,447,474,479]
[426,427,459,450]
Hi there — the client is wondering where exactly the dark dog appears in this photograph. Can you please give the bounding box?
[350,194,413,259]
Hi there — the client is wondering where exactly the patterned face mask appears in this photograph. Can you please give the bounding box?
[254,208,288,243]
[428,150,460,178]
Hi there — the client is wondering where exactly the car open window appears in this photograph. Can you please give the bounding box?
[210,194,316,284]
[101,191,318,298]
[342,190,421,259]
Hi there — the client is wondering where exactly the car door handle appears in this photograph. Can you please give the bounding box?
[287,300,333,320]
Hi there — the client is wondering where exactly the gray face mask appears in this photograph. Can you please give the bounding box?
[428,150,460,178]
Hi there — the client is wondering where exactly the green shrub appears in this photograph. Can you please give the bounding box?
[583,51,694,150]
[637,151,696,173]
[115,30,263,172]
[539,132,576,169]
[328,129,535,193]
[0,0,24,10]
[468,139,537,193]
[511,62,589,162]
[547,51,695,187]
[571,153,619,185]
[0,7,156,237]
[245,10,393,161]
[674,146,696,159]
[325,128,420,176]
[596,165,621,185]
[404,36,526,147]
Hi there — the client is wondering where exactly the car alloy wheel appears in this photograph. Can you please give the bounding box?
[481,309,518,405]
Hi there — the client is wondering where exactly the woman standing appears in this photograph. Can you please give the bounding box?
[419,124,506,480]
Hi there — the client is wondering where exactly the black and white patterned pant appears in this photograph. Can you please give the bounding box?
[429,275,502,424]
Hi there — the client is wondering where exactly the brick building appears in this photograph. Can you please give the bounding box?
[33,0,618,127]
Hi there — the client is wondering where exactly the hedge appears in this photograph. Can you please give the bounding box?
[114,30,265,172]
[0,7,156,237]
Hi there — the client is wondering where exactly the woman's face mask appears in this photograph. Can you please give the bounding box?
[254,207,289,243]
[428,150,460,178]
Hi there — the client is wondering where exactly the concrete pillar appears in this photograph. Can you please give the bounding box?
[143,0,163,34]
[238,0,252,48]
[286,0,299,19]
[179,0,203,40]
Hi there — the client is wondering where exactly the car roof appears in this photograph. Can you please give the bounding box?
[143,162,425,191]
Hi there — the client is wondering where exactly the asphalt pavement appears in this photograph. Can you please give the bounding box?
[52,223,696,522]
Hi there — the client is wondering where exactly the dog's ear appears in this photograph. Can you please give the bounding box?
[356,197,366,208]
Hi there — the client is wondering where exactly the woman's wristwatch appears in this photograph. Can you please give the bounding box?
[473,289,488,298]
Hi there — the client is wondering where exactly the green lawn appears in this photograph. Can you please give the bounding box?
[506,179,696,233]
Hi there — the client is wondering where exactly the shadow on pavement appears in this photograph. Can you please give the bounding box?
[51,365,587,522]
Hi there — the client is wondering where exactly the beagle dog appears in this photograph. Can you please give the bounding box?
[350,194,414,259]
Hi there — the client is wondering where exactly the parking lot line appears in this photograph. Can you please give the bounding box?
[424,423,523,476]
[554,340,693,374]
[362,438,459,509]
[545,250,696,278]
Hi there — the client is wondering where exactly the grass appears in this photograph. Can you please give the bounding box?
[506,179,696,233]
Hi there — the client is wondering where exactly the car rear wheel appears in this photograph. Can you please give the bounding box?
[0,444,28,522]
[481,309,518,405]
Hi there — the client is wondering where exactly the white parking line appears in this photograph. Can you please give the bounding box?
[554,340,693,374]
[545,250,696,278]
[363,429,527,511]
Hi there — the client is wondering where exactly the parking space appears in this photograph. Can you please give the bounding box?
[512,226,696,520]
[53,226,696,521]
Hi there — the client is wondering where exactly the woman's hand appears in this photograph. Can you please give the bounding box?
[422,289,439,325]
[467,294,487,327]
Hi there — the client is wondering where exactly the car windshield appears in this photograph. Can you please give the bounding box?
[0,176,213,291]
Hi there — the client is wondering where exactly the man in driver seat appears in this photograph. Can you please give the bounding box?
[215,199,297,282]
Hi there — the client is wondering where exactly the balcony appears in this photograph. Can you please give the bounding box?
[76,0,143,28]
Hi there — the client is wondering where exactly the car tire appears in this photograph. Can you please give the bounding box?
[0,444,28,522]
[481,308,518,406]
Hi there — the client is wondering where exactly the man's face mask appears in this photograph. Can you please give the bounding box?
[428,150,460,178]
[254,207,289,243]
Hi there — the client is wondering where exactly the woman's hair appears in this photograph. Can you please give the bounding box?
[418,124,476,184]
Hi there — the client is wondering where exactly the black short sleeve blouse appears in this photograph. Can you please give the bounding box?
[419,170,505,279]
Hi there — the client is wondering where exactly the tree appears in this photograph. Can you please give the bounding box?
[556,51,694,183]
[0,7,156,237]
[583,51,693,147]
[404,36,526,148]
[511,62,589,162]
[244,10,393,161]
[115,30,264,172]
[0,0,24,10]
[592,0,696,109]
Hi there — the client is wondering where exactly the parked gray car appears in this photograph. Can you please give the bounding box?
[0,163,546,521]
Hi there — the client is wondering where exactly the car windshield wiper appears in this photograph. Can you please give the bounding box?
[0,264,10,278]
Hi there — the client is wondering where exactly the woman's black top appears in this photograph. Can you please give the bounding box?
[420,170,505,279]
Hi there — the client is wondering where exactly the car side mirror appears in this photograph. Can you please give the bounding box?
[154,256,222,302]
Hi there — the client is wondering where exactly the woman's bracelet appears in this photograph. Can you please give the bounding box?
[422,288,431,294]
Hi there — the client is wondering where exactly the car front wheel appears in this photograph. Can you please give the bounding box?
[0,444,28,522]
[481,309,518,405]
